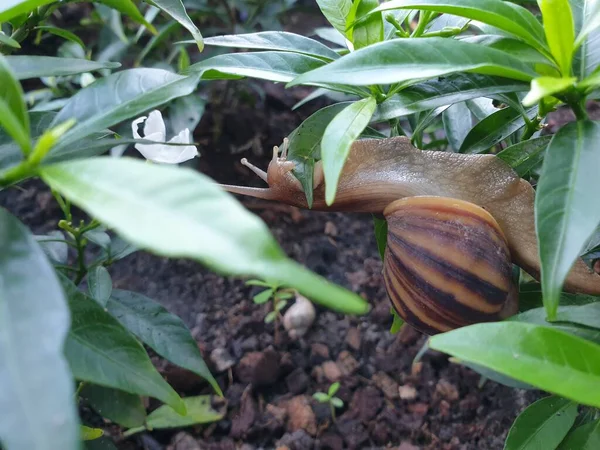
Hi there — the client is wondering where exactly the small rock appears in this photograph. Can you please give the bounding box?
[336,351,360,376]
[408,402,429,416]
[286,368,310,394]
[350,386,383,422]
[398,324,421,344]
[345,327,361,351]
[210,348,235,372]
[239,445,255,450]
[319,433,344,450]
[397,442,421,450]
[311,365,325,383]
[236,349,280,386]
[310,342,330,365]
[436,379,459,401]
[370,300,392,324]
[240,336,259,352]
[170,432,200,450]
[439,399,451,418]
[398,385,417,400]
[322,361,342,382]
[276,430,315,450]
[282,396,317,436]
[336,418,369,449]
[324,221,338,237]
[372,372,399,400]
[262,403,287,434]
[267,403,287,424]
[230,387,257,439]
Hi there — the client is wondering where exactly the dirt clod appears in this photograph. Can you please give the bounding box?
[236,349,280,386]
[282,396,317,436]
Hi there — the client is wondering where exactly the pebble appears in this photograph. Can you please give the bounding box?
[285,368,310,394]
[169,432,201,450]
[309,342,330,365]
[345,327,361,351]
[436,379,460,402]
[282,396,317,436]
[276,429,315,450]
[322,361,342,382]
[336,351,360,376]
[372,372,400,400]
[210,348,235,372]
[399,384,418,400]
[236,349,280,386]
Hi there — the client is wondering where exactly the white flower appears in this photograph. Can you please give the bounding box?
[131,110,199,164]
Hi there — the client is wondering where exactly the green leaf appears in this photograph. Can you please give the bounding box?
[0,32,21,49]
[372,0,547,49]
[0,55,30,154]
[578,66,600,89]
[0,0,57,23]
[390,308,404,334]
[0,111,54,172]
[496,135,552,176]
[135,20,180,66]
[371,74,528,122]
[574,0,600,48]
[201,31,340,61]
[555,302,600,329]
[97,0,158,34]
[459,35,556,68]
[429,322,600,408]
[312,392,330,402]
[88,266,113,307]
[289,38,538,88]
[0,209,78,450]
[316,0,353,35]
[81,426,104,441]
[51,68,199,149]
[5,56,120,80]
[85,437,118,450]
[124,396,225,436]
[540,0,576,75]
[187,51,326,83]
[81,384,146,428]
[558,419,600,449]
[328,381,340,396]
[373,216,387,260]
[40,158,368,315]
[571,0,600,78]
[265,311,277,323]
[61,278,186,414]
[523,76,578,106]
[536,121,600,319]
[351,0,383,49]
[253,288,274,304]
[149,0,204,51]
[322,97,377,205]
[504,396,578,450]
[313,26,347,47]
[35,26,85,49]
[459,106,538,153]
[442,102,472,151]
[457,360,535,389]
[331,397,344,408]
[106,289,221,395]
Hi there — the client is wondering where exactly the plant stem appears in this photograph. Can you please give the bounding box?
[411,11,433,37]
[330,402,336,423]
[571,101,589,121]
[520,116,542,141]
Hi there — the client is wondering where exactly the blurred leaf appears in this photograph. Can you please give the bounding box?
[201,31,340,61]
[442,102,472,151]
[523,76,577,106]
[135,20,180,66]
[373,216,387,260]
[574,0,600,48]
[390,308,404,334]
[5,56,120,80]
[429,322,600,407]
[0,32,20,48]
[85,437,118,450]
[328,381,340,396]
[313,26,347,46]
[322,97,377,204]
[0,111,54,172]
[313,392,330,402]
[558,419,600,449]
[125,396,224,436]
[253,289,274,304]
[458,360,535,389]
[289,38,537,88]
[81,384,146,429]
[41,158,369,315]
[35,230,69,264]
[188,51,326,83]
[571,0,600,77]
[0,208,78,450]
[331,397,344,408]
[536,121,600,319]
[169,95,205,136]
[371,0,547,49]
[555,302,600,329]
[35,26,85,49]
[0,0,57,23]
[0,55,30,154]
[107,289,221,395]
[178,47,190,72]
[81,426,104,441]
[540,0,575,75]
[51,68,199,149]
[316,0,353,35]
[460,35,555,68]
[88,266,112,307]
[496,135,552,176]
[350,0,383,49]
[504,396,578,450]
[61,277,185,414]
[97,0,158,34]
[149,0,204,50]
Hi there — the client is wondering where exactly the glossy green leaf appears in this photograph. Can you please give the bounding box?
[372,0,547,49]
[149,0,204,50]
[35,26,85,49]
[124,396,224,436]
[540,0,576,75]
[571,0,600,77]
[442,102,472,151]
[316,0,353,35]
[106,289,221,395]
[88,266,112,307]
[5,56,119,80]
[350,0,383,49]
[578,67,600,89]
[505,396,578,450]
[371,74,528,122]
[555,302,600,329]
[0,32,20,49]
[135,21,180,66]
[40,158,368,315]
[0,111,54,172]
[457,360,535,389]
[97,0,157,34]
[289,38,538,87]
[0,0,56,23]
[429,322,600,407]
[0,55,30,154]
[188,51,326,83]
[81,384,146,429]
[201,31,340,61]
[322,97,377,204]
[460,35,555,68]
[496,135,552,176]
[558,419,600,450]
[536,120,600,319]
[0,209,78,450]
[459,106,538,153]
[81,426,104,441]
[523,76,577,106]
[466,98,498,121]
[51,68,199,148]
[61,278,185,414]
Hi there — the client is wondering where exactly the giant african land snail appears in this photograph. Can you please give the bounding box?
[220,136,600,335]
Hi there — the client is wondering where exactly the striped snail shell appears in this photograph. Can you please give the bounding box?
[383,196,518,335]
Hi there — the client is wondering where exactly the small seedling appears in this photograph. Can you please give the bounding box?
[246,279,294,340]
[313,382,344,422]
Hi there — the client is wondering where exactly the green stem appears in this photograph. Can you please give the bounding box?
[411,11,433,37]
[520,116,542,141]
[0,162,35,188]
[330,402,336,423]
[571,101,588,121]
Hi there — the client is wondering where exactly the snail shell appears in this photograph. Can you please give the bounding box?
[383,196,518,335]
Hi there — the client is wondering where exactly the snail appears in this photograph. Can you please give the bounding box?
[220,136,600,334]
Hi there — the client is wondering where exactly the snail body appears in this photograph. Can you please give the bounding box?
[221,136,600,333]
